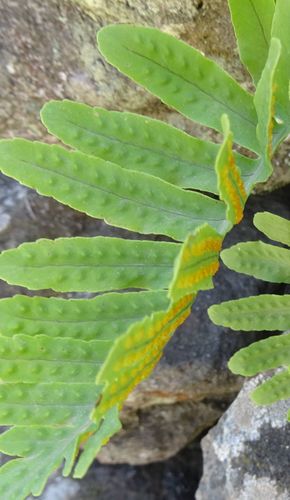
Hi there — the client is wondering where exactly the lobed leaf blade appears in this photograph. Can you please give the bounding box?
[0,139,226,241]
[97,25,259,152]
[0,237,180,293]
[254,211,290,247]
[169,224,223,302]
[251,369,290,405]
[271,0,290,128]
[215,115,247,226]
[253,37,282,183]
[228,333,290,376]
[221,241,290,284]
[41,100,257,195]
[0,291,169,341]
[209,294,290,331]
[93,294,194,420]
[228,0,275,84]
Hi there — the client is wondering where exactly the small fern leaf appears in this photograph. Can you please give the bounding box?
[221,241,290,283]
[0,139,226,241]
[93,294,194,421]
[215,115,247,226]
[0,335,113,383]
[228,0,275,84]
[0,236,180,292]
[169,224,223,302]
[228,333,290,376]
[0,291,169,340]
[74,406,121,478]
[253,37,282,182]
[254,211,290,247]
[251,369,290,405]
[209,294,290,331]
[41,100,219,194]
[0,398,110,499]
[41,100,257,195]
[97,25,259,152]
[272,0,290,128]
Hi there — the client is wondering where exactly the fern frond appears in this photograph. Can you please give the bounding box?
[254,211,290,247]
[221,241,290,283]
[272,0,290,127]
[0,291,169,340]
[228,0,275,84]
[215,115,247,226]
[0,139,226,240]
[251,369,290,405]
[209,294,290,331]
[97,25,259,152]
[93,293,194,421]
[0,237,180,292]
[0,403,120,498]
[41,100,257,195]
[169,224,222,302]
[228,333,290,376]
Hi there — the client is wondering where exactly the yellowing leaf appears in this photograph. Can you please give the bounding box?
[169,224,223,302]
[93,294,194,420]
[216,115,247,226]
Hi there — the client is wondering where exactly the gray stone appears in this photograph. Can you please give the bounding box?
[196,372,290,500]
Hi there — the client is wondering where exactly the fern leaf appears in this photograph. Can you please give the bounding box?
[251,369,290,405]
[97,25,259,152]
[41,100,220,194]
[0,335,113,383]
[272,0,290,127]
[221,241,290,283]
[0,236,180,292]
[73,406,121,478]
[41,100,257,195]
[215,115,247,226]
[0,403,119,499]
[228,0,275,84]
[228,333,290,376]
[0,139,226,241]
[254,211,290,247]
[0,291,169,340]
[0,382,101,426]
[169,224,223,302]
[208,294,290,331]
[253,37,281,182]
[93,294,194,420]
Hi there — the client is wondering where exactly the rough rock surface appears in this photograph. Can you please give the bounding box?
[0,0,289,188]
[196,374,290,500]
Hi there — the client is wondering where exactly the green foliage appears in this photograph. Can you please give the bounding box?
[209,210,290,419]
[0,0,289,496]
[228,0,276,84]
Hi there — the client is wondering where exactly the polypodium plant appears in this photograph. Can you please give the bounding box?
[0,0,288,497]
[209,211,290,417]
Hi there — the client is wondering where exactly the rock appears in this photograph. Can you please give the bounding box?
[0,0,289,190]
[196,373,290,500]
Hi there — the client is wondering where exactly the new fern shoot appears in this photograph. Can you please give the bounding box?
[0,0,289,497]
